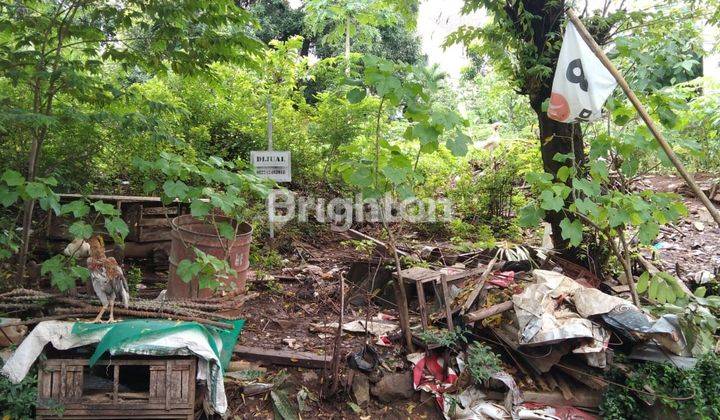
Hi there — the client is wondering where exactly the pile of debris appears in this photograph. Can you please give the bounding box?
[315,231,698,418]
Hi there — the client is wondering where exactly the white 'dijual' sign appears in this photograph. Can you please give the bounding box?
[250,151,291,183]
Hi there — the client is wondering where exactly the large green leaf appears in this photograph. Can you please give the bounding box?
[1,170,24,186]
[346,88,366,103]
[105,217,129,241]
[518,205,545,227]
[24,182,47,199]
[572,178,601,197]
[0,186,19,207]
[61,200,90,218]
[163,180,189,200]
[446,131,470,157]
[176,259,201,283]
[69,221,93,239]
[559,218,583,247]
[637,221,659,244]
[539,190,564,212]
[93,201,119,217]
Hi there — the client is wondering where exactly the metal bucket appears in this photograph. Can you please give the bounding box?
[167,214,252,300]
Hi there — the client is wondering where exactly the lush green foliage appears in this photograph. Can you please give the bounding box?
[0,366,37,418]
[601,353,720,419]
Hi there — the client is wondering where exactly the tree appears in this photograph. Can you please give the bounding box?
[304,0,400,75]
[0,0,263,282]
[447,0,625,260]
[248,0,312,55]
[313,18,424,65]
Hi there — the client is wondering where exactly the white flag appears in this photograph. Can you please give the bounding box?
[548,22,617,123]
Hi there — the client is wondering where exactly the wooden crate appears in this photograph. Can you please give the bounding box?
[36,357,197,419]
[48,194,189,243]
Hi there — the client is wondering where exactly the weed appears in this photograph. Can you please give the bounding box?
[466,342,502,384]
[0,366,37,419]
[125,266,142,297]
[340,239,376,256]
[416,327,467,351]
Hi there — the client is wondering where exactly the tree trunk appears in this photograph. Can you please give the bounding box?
[344,17,351,76]
[16,128,44,284]
[534,108,586,260]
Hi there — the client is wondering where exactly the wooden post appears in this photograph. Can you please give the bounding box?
[440,274,454,331]
[566,9,720,227]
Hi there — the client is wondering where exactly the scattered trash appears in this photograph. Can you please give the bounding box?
[347,344,381,373]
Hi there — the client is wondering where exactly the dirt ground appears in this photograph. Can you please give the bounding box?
[636,174,720,285]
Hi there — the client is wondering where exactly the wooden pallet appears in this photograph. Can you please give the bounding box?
[36,356,197,419]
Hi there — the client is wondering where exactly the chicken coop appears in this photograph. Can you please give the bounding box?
[36,356,197,419]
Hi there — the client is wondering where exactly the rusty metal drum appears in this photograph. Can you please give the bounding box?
[167,215,252,300]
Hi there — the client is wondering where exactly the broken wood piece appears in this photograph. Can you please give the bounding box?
[463,300,514,323]
[486,389,601,409]
[416,281,429,330]
[460,257,497,314]
[554,373,575,401]
[440,274,454,331]
[233,345,330,369]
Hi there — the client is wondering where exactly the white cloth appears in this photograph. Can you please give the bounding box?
[548,22,617,123]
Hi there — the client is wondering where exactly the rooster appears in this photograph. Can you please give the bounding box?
[87,235,129,323]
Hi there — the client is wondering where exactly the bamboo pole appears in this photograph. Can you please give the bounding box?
[566,9,720,228]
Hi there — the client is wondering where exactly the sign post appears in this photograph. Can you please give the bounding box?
[252,97,292,238]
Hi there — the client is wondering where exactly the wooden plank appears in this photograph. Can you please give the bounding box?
[416,281,428,330]
[525,390,601,409]
[395,266,484,285]
[464,300,514,323]
[139,218,172,228]
[72,366,83,401]
[59,193,164,203]
[139,229,172,243]
[165,360,172,410]
[554,372,575,401]
[440,274,454,330]
[142,206,179,215]
[113,365,119,403]
[460,257,497,314]
[51,370,61,399]
[234,345,331,369]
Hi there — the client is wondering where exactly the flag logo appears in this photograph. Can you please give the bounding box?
[548,22,617,123]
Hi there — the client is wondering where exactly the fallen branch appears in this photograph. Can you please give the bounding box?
[463,300,514,323]
[55,307,234,329]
